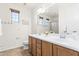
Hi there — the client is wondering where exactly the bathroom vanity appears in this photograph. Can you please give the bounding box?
[29,34,79,56]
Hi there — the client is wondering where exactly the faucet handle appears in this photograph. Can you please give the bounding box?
[73,31,77,33]
[64,31,67,33]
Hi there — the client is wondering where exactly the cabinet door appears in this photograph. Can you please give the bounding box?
[58,46,78,56]
[53,44,79,56]
[42,41,53,56]
[29,36,32,54]
[32,37,37,56]
[37,39,42,56]
[53,44,58,56]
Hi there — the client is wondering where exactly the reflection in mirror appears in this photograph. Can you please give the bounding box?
[37,4,59,34]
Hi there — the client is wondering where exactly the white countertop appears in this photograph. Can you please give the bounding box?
[30,34,79,52]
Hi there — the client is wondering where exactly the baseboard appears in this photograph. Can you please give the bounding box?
[0,45,23,52]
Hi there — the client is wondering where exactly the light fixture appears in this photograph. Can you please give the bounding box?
[37,8,45,14]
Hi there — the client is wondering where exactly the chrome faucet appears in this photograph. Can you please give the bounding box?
[60,25,68,39]
[64,25,70,35]
[73,31,77,33]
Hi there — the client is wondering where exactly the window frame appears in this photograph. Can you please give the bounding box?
[10,8,20,24]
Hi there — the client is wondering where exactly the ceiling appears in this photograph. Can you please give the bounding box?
[24,3,56,11]
[39,4,58,17]
[18,3,58,16]
[25,3,58,16]
[24,3,45,11]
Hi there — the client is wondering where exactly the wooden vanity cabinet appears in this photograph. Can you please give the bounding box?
[42,41,53,56]
[53,44,79,56]
[29,36,79,56]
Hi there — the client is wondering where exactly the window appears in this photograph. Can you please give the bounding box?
[10,9,20,23]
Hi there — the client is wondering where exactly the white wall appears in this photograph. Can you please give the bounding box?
[0,3,32,51]
[0,19,2,36]
[59,4,79,34]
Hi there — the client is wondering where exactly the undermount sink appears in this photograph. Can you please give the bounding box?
[33,33,79,42]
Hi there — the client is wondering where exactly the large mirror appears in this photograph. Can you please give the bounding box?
[36,4,59,34]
